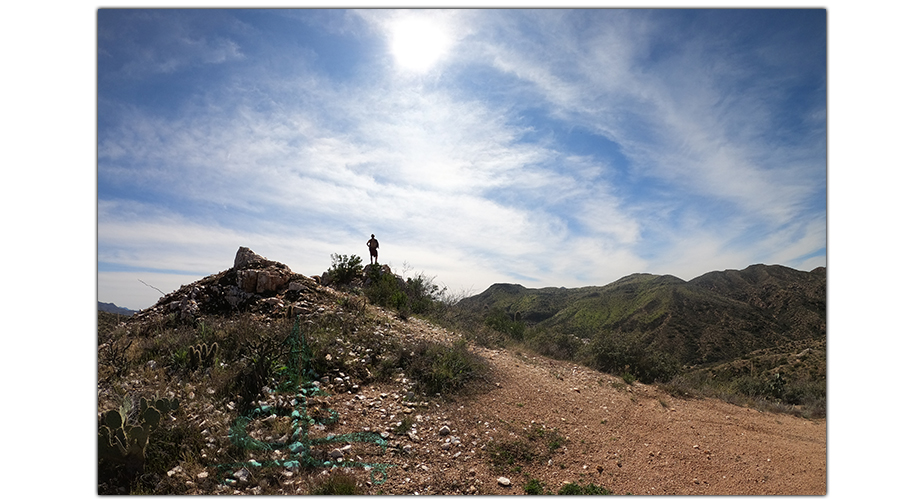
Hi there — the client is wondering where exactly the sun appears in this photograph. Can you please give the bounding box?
[389,15,452,73]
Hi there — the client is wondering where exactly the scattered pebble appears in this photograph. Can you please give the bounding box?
[233,468,250,482]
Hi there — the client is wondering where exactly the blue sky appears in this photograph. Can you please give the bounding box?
[97,8,826,311]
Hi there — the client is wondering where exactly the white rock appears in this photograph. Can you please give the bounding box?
[234,468,250,482]
[498,477,511,487]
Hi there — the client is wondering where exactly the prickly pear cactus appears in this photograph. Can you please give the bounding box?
[98,397,180,473]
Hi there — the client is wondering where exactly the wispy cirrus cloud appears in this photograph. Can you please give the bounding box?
[98,9,825,310]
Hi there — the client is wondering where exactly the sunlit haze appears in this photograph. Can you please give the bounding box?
[389,13,454,73]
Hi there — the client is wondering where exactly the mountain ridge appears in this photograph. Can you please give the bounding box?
[457,263,825,370]
[98,301,136,316]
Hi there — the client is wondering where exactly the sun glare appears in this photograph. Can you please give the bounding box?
[389,16,452,73]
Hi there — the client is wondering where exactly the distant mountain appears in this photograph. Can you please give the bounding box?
[457,264,825,370]
[98,301,136,316]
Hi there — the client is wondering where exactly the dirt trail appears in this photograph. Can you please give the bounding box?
[333,313,826,495]
[459,345,826,495]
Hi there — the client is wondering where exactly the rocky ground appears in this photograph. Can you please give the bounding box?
[98,249,825,495]
[284,308,826,495]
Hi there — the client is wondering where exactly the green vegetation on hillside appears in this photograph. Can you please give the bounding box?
[326,254,449,319]
[97,271,487,494]
[449,264,826,417]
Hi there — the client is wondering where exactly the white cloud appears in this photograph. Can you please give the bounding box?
[97,9,825,308]
[469,9,824,236]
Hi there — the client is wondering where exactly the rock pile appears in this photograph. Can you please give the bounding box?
[132,247,321,323]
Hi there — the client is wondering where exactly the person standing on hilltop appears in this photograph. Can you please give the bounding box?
[367,234,379,265]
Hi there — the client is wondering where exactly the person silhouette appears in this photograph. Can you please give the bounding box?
[367,234,379,265]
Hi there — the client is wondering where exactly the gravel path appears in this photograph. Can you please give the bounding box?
[348,309,826,495]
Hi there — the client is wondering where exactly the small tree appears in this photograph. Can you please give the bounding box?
[327,254,363,286]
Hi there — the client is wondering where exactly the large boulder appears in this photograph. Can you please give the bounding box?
[233,247,293,294]
[237,267,292,294]
[234,246,274,270]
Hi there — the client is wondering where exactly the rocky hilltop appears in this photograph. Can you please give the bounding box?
[132,247,322,324]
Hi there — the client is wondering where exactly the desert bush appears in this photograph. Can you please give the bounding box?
[360,264,448,319]
[557,481,613,495]
[584,333,679,384]
[487,426,566,469]
[302,311,403,385]
[403,339,487,396]
[141,418,207,493]
[526,426,565,451]
[310,469,362,495]
[404,271,446,314]
[661,369,826,418]
[431,303,506,348]
[525,328,582,360]
[782,376,826,408]
[99,336,133,382]
[484,307,526,341]
[364,265,406,312]
[487,439,538,466]
[216,323,296,412]
[327,253,363,286]
[523,477,546,495]
[395,415,414,435]
[731,374,771,398]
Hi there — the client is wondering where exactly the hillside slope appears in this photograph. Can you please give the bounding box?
[457,264,825,367]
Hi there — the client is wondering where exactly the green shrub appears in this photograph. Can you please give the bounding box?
[390,290,409,315]
[311,469,361,495]
[558,481,612,495]
[523,477,546,495]
[529,427,565,451]
[327,253,363,286]
[584,334,679,383]
[484,307,526,341]
[731,374,770,398]
[524,328,583,360]
[488,426,566,469]
[395,416,414,435]
[404,272,445,315]
[403,339,487,396]
[487,439,538,466]
[363,265,402,309]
